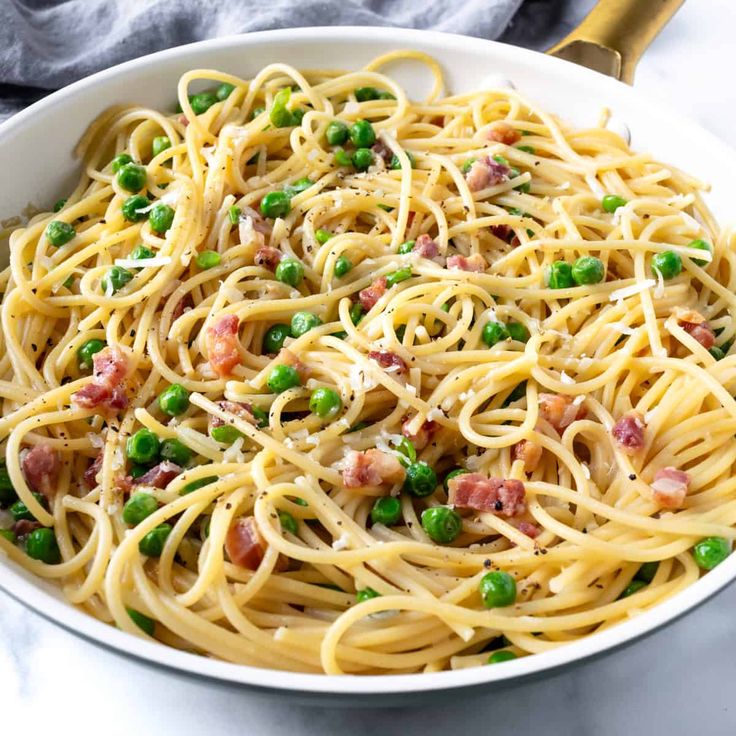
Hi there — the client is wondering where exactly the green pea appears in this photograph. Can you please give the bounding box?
[548,261,574,289]
[693,536,731,570]
[507,322,530,343]
[390,151,416,170]
[709,346,725,360]
[77,339,105,370]
[10,493,46,522]
[325,120,349,146]
[122,492,158,526]
[651,250,682,280]
[443,468,468,492]
[62,275,75,289]
[251,106,265,119]
[127,607,156,636]
[331,149,351,168]
[249,406,269,428]
[190,92,218,115]
[493,154,509,166]
[269,88,296,127]
[149,203,174,234]
[403,462,438,498]
[228,205,241,224]
[210,425,243,445]
[636,561,659,583]
[160,439,192,466]
[386,267,412,287]
[279,511,298,536]
[121,194,150,222]
[398,240,415,254]
[487,650,517,665]
[309,387,342,419]
[267,365,301,393]
[571,256,605,285]
[688,239,712,267]
[356,587,380,603]
[45,220,75,247]
[619,579,647,598]
[131,245,155,264]
[181,476,217,495]
[349,303,364,325]
[216,82,236,101]
[349,119,376,147]
[602,194,627,213]
[377,90,395,100]
[421,506,462,543]
[370,496,401,526]
[516,145,535,154]
[151,136,171,158]
[101,265,133,294]
[126,428,160,464]
[396,438,416,464]
[129,464,149,479]
[291,311,322,337]
[461,158,477,174]
[482,320,510,347]
[157,383,190,416]
[334,255,352,278]
[0,460,17,506]
[479,571,517,607]
[0,529,16,543]
[116,162,147,193]
[355,87,381,101]
[111,153,133,173]
[352,148,373,171]
[315,228,333,244]
[283,177,313,199]
[275,258,305,287]
[260,191,291,219]
[138,523,172,557]
[53,198,67,213]
[26,528,61,564]
[195,250,221,270]
[263,324,291,354]
[504,381,528,406]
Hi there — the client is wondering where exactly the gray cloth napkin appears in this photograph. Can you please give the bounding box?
[0,0,529,122]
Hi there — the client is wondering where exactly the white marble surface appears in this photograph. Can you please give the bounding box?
[4,1,736,733]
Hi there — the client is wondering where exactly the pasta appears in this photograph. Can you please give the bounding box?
[1,50,735,676]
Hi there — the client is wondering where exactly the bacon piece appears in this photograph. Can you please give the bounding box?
[72,346,130,413]
[342,449,406,488]
[538,393,585,432]
[178,114,189,127]
[612,412,645,455]
[206,314,241,378]
[225,516,266,569]
[513,439,543,473]
[84,451,104,489]
[133,461,182,489]
[368,350,408,375]
[240,205,272,236]
[413,234,439,259]
[490,224,512,241]
[276,348,309,381]
[254,246,283,271]
[488,122,521,145]
[21,445,59,500]
[447,253,486,272]
[372,140,393,164]
[447,473,526,517]
[172,293,194,320]
[650,467,690,509]
[517,520,540,538]
[359,276,388,311]
[401,416,440,451]
[676,309,716,349]
[12,519,42,537]
[465,156,509,192]
[209,401,258,431]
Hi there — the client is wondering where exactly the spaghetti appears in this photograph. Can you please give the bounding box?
[1,50,735,675]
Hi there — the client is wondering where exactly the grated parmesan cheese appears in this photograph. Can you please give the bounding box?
[343,101,359,115]
[115,256,172,269]
[332,534,350,551]
[608,322,636,335]
[222,437,246,463]
[608,279,656,302]
[87,432,104,448]
[560,371,575,385]
[654,267,665,299]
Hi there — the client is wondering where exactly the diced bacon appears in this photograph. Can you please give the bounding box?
[12,519,42,537]
[342,449,406,488]
[368,350,408,375]
[401,416,440,450]
[490,224,512,241]
[447,253,486,272]
[84,451,104,489]
[209,401,257,430]
[538,393,586,432]
[240,205,272,236]
[676,309,716,349]
[488,122,521,145]
[651,467,691,509]
[276,348,309,381]
[225,516,266,570]
[21,445,60,500]
[172,293,194,320]
[178,114,189,127]
[371,140,393,164]
[254,246,282,271]
[513,439,543,473]
[611,412,646,454]
[206,314,242,378]
[72,346,130,413]
[517,520,540,538]
[414,234,439,258]
[465,156,509,192]
[447,473,526,517]
[133,461,182,489]
[359,276,388,311]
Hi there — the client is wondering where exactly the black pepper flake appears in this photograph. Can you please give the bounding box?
[31,343,37,352]
[628,473,637,481]
[483,559,492,568]
[129,329,136,338]
[225,502,232,510]
[494,499,503,511]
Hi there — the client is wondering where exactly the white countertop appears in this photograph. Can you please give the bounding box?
[4,1,736,733]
